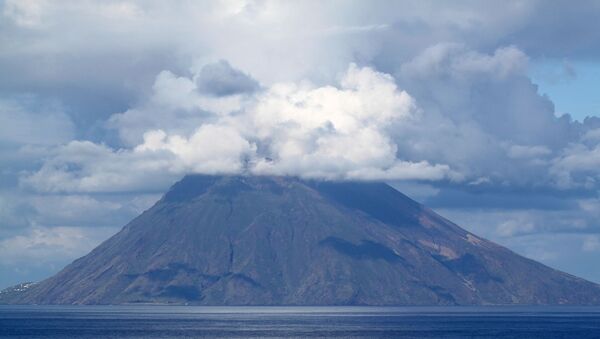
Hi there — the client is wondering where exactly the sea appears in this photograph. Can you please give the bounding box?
[1,305,599,338]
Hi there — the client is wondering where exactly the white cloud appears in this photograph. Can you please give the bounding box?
[136,125,255,174]
[23,64,456,192]
[22,44,600,192]
[21,140,180,193]
[108,69,250,146]
[243,64,438,179]
[13,43,600,197]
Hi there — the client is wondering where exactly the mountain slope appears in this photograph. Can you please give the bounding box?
[4,175,600,305]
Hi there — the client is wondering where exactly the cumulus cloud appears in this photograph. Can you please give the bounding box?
[195,60,259,96]
[11,43,600,219]
[5,0,595,139]
[136,126,255,174]
[386,43,597,190]
[23,63,456,193]
[243,64,440,179]
[550,144,600,189]
[22,140,180,193]
[108,69,250,146]
[19,46,600,193]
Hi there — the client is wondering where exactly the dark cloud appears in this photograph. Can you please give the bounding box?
[498,1,600,59]
[424,189,579,211]
[195,60,259,96]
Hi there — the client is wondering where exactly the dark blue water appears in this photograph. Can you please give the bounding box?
[1,305,599,338]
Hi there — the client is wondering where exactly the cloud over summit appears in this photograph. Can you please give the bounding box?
[23,63,456,193]
[20,45,600,194]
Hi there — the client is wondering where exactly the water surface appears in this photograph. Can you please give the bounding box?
[1,305,599,338]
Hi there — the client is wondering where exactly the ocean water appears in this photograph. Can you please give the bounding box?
[1,305,599,338]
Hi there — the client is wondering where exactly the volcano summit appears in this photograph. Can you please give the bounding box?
[2,175,600,305]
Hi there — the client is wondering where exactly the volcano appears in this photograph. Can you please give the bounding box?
[3,175,600,305]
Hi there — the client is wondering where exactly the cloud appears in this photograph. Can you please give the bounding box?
[0,226,113,263]
[389,43,599,191]
[430,190,600,251]
[550,144,600,189]
[496,219,536,237]
[244,64,434,179]
[23,63,456,193]
[582,235,600,252]
[27,193,158,228]
[21,140,180,193]
[507,144,552,159]
[399,44,528,81]
[0,98,75,146]
[195,60,259,96]
[2,0,47,28]
[436,205,600,282]
[0,187,158,276]
[0,193,33,234]
[0,224,116,288]
[19,45,600,193]
[2,1,600,145]
[136,126,255,174]
[108,69,249,146]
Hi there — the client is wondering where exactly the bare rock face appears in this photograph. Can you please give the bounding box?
[4,175,600,305]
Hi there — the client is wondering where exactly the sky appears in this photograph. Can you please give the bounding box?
[1,0,600,289]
